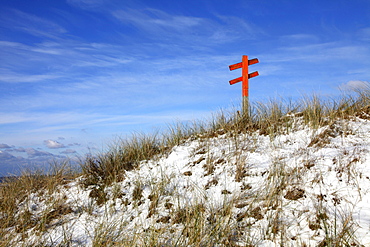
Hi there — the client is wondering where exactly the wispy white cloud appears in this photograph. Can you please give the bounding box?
[112,8,262,45]
[60,149,77,154]
[112,8,206,42]
[0,38,236,116]
[1,40,135,65]
[358,27,370,41]
[113,8,203,31]
[0,9,67,39]
[260,41,370,66]
[66,0,112,9]
[0,41,28,49]
[339,80,370,91]
[69,143,81,147]
[0,113,33,124]
[278,34,320,44]
[44,140,66,149]
[250,37,370,100]
[212,15,264,42]
[26,148,54,158]
[0,72,61,83]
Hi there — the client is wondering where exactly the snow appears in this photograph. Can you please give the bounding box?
[7,117,370,246]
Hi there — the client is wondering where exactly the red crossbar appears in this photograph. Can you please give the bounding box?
[228,55,259,98]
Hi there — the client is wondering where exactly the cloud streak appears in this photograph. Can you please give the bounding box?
[61,149,77,154]
[0,9,67,39]
[113,8,203,31]
[112,8,261,45]
[44,140,66,149]
[340,80,370,91]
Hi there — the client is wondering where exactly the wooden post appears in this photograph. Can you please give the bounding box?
[242,55,249,116]
[229,55,259,117]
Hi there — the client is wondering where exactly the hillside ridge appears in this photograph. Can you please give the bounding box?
[2,92,370,246]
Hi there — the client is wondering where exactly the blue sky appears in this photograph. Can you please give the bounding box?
[0,0,369,176]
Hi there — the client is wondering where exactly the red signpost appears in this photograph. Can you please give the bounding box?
[229,55,259,115]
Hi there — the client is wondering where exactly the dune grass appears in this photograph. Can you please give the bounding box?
[86,91,370,188]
